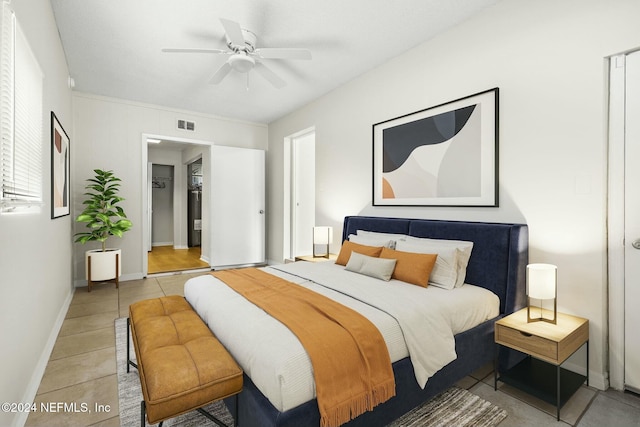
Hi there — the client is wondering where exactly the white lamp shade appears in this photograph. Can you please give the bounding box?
[526,263,557,299]
[313,226,333,245]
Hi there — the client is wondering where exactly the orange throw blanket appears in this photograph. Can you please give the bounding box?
[211,268,395,427]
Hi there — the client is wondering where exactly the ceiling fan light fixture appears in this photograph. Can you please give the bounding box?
[229,54,255,73]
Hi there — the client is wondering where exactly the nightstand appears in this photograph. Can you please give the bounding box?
[494,308,589,420]
[295,254,338,262]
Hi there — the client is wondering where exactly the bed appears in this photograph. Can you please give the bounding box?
[184,216,528,427]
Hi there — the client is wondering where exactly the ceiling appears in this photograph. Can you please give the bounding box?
[50,0,499,124]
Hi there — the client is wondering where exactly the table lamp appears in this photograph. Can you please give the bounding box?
[313,226,333,258]
[526,263,557,324]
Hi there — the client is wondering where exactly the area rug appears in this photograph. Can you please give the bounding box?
[116,317,507,427]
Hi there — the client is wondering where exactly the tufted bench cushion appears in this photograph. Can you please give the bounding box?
[128,295,243,426]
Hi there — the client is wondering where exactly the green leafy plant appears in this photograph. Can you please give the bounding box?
[75,169,133,252]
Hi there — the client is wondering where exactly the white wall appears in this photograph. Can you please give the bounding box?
[72,93,268,284]
[267,0,640,390]
[0,1,73,426]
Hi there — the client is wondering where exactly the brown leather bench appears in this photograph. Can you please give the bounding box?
[127,295,243,427]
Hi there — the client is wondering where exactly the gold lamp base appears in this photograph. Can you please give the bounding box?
[527,299,557,324]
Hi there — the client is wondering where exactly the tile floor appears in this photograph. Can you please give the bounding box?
[24,273,640,427]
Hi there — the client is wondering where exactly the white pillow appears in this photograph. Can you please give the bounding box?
[405,236,473,287]
[395,240,459,290]
[345,252,397,281]
[348,233,395,248]
[355,230,409,249]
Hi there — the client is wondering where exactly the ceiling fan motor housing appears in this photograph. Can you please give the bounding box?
[229,53,255,73]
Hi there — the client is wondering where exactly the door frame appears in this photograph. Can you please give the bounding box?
[283,127,316,261]
[141,133,212,276]
[608,50,640,392]
[608,53,625,391]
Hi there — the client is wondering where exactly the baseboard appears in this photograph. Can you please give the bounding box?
[15,287,74,427]
[151,242,173,247]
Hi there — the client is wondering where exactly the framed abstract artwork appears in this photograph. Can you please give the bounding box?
[372,88,498,207]
[51,112,70,218]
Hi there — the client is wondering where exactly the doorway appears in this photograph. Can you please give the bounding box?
[144,136,211,275]
[284,129,316,260]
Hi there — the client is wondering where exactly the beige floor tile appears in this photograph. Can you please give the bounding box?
[50,327,114,361]
[26,375,118,427]
[59,311,119,337]
[117,278,158,291]
[70,286,118,306]
[65,298,118,319]
[37,347,116,395]
[117,283,163,300]
[155,273,200,286]
[88,415,120,427]
[158,280,185,296]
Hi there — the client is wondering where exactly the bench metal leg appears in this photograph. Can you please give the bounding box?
[127,317,137,372]
[195,394,239,427]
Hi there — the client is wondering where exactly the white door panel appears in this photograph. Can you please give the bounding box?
[211,146,265,267]
[625,50,640,392]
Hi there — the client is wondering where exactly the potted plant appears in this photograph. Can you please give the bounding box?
[75,169,133,291]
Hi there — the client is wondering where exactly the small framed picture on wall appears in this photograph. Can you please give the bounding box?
[51,111,70,218]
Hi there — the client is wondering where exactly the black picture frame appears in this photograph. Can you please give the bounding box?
[51,111,70,218]
[372,88,499,207]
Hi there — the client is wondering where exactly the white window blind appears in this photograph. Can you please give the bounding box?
[0,1,43,212]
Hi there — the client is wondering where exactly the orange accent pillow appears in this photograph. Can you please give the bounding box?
[335,241,384,266]
[379,247,437,287]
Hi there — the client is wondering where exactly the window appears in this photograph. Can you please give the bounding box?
[0,1,43,213]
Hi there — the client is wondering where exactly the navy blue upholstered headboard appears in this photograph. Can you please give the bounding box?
[342,216,528,316]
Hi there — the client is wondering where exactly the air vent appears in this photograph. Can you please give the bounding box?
[177,119,196,131]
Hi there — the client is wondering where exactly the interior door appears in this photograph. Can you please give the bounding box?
[211,145,265,267]
[625,50,640,393]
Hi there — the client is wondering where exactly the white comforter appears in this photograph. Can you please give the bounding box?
[184,261,499,412]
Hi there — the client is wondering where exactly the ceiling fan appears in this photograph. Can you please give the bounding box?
[162,18,312,89]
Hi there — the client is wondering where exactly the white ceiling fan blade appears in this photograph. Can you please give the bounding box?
[254,62,286,88]
[254,48,312,60]
[162,48,228,54]
[209,62,232,84]
[220,18,245,46]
